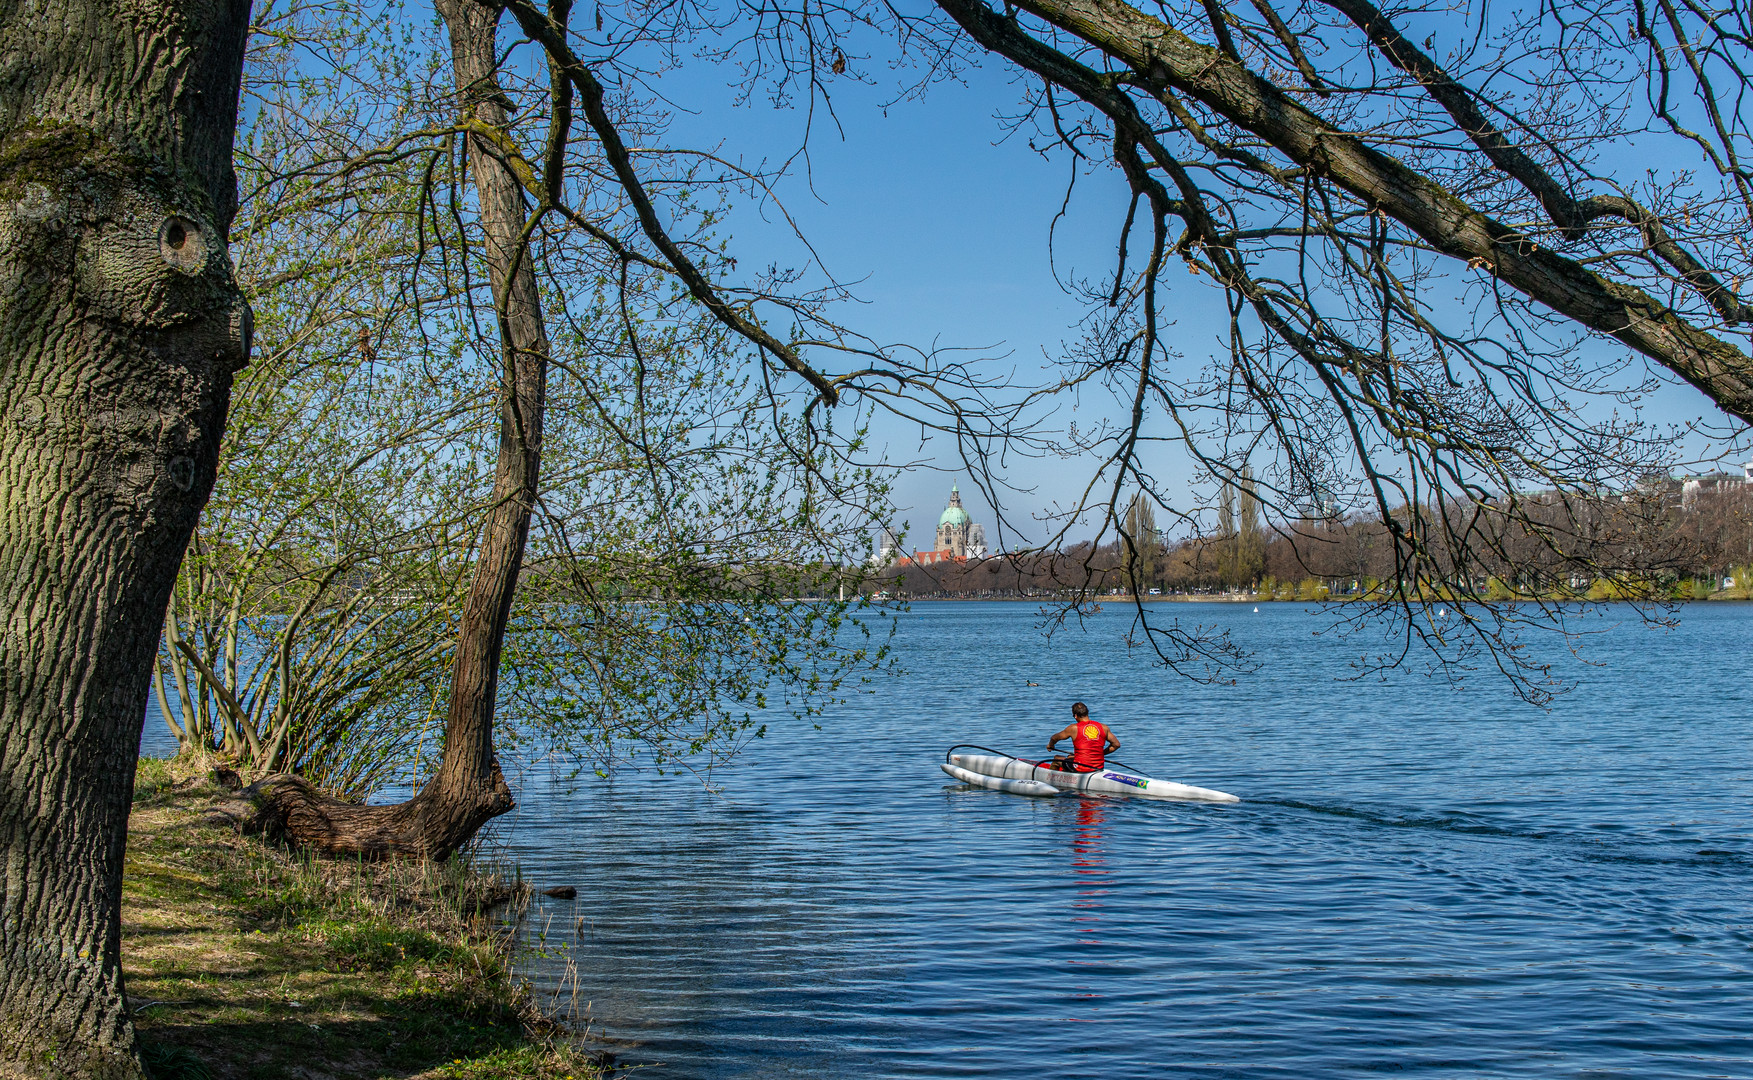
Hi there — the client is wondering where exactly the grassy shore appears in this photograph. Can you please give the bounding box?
[125,758,602,1080]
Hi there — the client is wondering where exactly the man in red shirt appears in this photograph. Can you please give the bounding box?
[1046,702,1119,772]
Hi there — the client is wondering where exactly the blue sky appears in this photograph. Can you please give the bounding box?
[648,55,1232,547]
[604,22,1747,552]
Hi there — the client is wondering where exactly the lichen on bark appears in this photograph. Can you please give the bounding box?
[0,0,252,1075]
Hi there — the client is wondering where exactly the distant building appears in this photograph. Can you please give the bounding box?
[935,484,973,556]
[901,483,989,566]
[870,526,899,566]
[1305,482,1340,521]
[1602,461,1753,511]
[1680,463,1753,512]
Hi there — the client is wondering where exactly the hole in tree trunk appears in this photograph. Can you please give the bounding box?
[159,217,204,272]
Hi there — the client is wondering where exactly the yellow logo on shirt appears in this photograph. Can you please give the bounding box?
[1082,724,1099,740]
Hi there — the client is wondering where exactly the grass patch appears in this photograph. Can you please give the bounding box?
[125,756,604,1080]
[306,918,475,973]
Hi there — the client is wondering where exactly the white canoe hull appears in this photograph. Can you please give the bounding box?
[940,761,1063,797]
[946,752,1240,803]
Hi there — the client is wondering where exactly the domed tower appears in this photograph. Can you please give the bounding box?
[936,484,972,557]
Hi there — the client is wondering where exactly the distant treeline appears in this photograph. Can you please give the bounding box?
[880,481,1753,600]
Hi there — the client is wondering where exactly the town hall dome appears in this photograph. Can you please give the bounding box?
[928,484,985,561]
[881,482,988,566]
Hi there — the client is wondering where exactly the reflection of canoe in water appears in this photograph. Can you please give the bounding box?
[941,749,1240,803]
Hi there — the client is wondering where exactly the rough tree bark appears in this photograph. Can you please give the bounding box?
[0,0,252,1074]
[241,0,549,861]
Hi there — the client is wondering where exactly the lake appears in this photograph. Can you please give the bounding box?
[144,600,1753,1077]
[486,601,1753,1078]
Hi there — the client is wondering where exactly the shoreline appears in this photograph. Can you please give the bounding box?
[856,593,1753,604]
[601,592,1753,605]
[125,757,603,1079]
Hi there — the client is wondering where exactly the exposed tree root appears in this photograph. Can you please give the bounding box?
[238,772,514,862]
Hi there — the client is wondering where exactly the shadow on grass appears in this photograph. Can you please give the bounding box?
[126,760,595,1080]
[139,1012,530,1080]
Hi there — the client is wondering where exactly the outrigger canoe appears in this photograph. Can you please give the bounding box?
[942,749,1240,803]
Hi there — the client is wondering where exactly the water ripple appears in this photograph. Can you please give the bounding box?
[488,602,1753,1078]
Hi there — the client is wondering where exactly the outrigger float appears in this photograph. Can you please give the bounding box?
[942,746,1240,803]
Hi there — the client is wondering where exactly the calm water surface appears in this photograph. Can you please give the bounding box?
[188,602,1753,1078]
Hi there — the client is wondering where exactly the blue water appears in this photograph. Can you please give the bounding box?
[490,601,1753,1078]
[146,602,1753,1076]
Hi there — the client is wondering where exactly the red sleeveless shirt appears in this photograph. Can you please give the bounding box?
[1070,721,1110,771]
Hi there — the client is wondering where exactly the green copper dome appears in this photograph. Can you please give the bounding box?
[938,484,970,528]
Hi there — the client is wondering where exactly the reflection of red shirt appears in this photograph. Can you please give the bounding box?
[1071,721,1110,771]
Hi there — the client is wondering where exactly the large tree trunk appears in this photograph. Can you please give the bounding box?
[243,0,549,861]
[0,0,252,1074]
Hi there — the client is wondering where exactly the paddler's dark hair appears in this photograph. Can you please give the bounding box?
[1071,701,1089,717]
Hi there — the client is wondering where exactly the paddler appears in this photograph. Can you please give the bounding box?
[1046,702,1118,772]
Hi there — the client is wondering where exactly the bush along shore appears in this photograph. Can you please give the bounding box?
[125,756,606,1080]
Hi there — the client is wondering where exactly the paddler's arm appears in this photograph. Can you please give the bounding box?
[1046,723,1077,750]
[1105,730,1121,752]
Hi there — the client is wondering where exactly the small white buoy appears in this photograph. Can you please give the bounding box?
[1253,606,1259,612]
[1438,608,1446,617]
